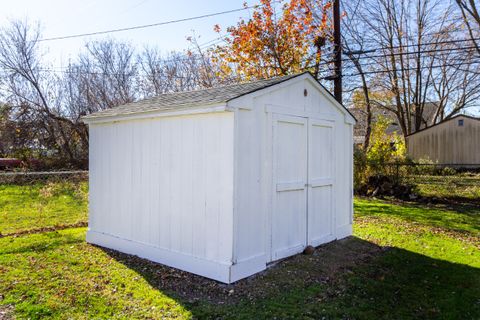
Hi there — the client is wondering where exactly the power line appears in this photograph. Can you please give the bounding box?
[37,3,265,42]
[195,34,480,70]
[3,37,480,78]
[341,60,480,78]
[2,49,476,78]
[347,45,479,61]
[32,36,228,72]
[356,27,478,44]
[304,44,478,71]
[341,48,478,71]
[197,35,228,49]
[3,45,474,77]
[308,38,480,70]
[30,3,480,71]
[0,66,216,81]
[345,37,480,55]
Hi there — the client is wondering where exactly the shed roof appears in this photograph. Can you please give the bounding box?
[83,73,302,120]
[83,72,356,123]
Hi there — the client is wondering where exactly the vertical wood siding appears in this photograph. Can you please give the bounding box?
[89,112,234,264]
[230,78,354,265]
[88,74,354,282]
[407,116,480,165]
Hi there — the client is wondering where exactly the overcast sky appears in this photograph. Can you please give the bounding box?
[0,0,261,68]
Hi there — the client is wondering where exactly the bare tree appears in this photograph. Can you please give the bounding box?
[456,0,480,55]
[72,39,138,111]
[0,20,87,166]
[342,0,375,150]
[0,21,232,168]
[343,0,480,140]
[0,24,140,167]
[429,40,480,122]
[138,48,204,95]
[137,36,232,97]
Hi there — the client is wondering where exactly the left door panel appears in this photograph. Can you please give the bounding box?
[271,115,308,261]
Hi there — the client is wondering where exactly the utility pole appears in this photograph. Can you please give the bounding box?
[333,0,342,104]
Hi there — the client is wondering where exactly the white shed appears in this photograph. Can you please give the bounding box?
[83,72,356,283]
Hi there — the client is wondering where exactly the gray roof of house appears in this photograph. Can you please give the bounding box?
[83,73,303,120]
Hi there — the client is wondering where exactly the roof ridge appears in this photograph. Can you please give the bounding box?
[149,73,301,96]
[95,73,304,111]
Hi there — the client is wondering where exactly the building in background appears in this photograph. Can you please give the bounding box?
[350,103,438,146]
[406,115,480,166]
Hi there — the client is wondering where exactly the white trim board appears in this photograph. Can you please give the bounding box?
[87,230,268,283]
[229,254,267,282]
[87,230,232,283]
[265,104,336,122]
[83,104,229,125]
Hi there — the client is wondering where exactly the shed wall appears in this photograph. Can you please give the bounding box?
[230,78,353,268]
[88,112,235,270]
[407,116,480,165]
[86,74,355,283]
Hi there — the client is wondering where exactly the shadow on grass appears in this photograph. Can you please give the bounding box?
[328,244,480,319]
[416,196,480,214]
[100,236,480,319]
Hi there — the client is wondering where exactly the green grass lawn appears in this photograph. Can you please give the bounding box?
[0,181,479,319]
[0,182,88,235]
[350,199,479,319]
[0,228,190,319]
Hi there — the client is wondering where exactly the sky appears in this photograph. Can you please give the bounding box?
[2,0,478,116]
[0,0,262,68]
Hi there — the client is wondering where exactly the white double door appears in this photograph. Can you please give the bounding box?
[270,114,335,262]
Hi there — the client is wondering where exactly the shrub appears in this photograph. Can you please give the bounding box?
[354,116,411,197]
[366,116,406,164]
[441,166,457,176]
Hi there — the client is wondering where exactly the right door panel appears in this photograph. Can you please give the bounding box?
[308,119,335,246]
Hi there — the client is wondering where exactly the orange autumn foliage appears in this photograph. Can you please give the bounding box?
[212,0,333,80]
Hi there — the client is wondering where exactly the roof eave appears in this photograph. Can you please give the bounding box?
[82,103,230,125]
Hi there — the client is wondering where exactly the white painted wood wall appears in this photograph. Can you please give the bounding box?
[229,77,354,279]
[88,113,235,281]
[86,74,355,283]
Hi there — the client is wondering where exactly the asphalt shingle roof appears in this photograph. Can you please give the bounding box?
[83,73,302,120]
